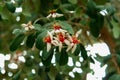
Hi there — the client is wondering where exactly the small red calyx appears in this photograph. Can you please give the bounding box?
[58,33,65,42]
[54,25,61,30]
[44,36,51,43]
[49,9,57,14]
[72,36,80,44]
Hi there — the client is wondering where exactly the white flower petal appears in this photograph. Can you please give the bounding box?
[47,31,53,40]
[25,27,29,31]
[52,40,59,46]
[72,44,77,53]
[66,44,73,52]
[56,13,63,17]
[58,42,62,52]
[47,43,51,52]
[50,30,55,34]
[55,30,60,33]
[60,29,67,33]
[8,63,18,69]
[47,14,52,18]
[66,33,72,42]
[75,29,82,37]
[18,56,26,63]
[21,24,27,27]
[64,39,70,45]
[52,13,57,18]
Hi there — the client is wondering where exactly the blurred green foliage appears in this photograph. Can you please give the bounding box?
[0,0,120,80]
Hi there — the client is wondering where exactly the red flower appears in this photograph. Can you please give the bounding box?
[44,36,51,43]
[54,25,61,30]
[72,36,80,44]
[58,33,65,43]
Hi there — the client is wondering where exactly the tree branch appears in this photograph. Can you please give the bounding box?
[99,27,120,74]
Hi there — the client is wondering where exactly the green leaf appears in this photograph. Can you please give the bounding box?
[59,21,74,34]
[6,2,16,13]
[80,44,88,60]
[89,19,99,37]
[10,33,25,51]
[103,55,111,64]
[106,5,116,16]
[36,30,47,50]
[89,56,95,64]
[95,54,111,66]
[75,7,83,17]
[12,29,23,36]
[86,0,97,18]
[41,49,54,67]
[109,74,120,80]
[112,20,120,39]
[42,47,54,60]
[89,14,104,37]
[33,24,42,31]
[0,6,11,20]
[56,48,68,66]
[68,0,77,4]
[26,33,36,48]
[74,44,81,56]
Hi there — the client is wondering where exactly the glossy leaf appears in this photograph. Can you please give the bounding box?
[89,14,104,37]
[6,2,16,13]
[56,48,68,66]
[41,49,54,67]
[36,30,47,50]
[80,44,88,60]
[103,55,111,64]
[86,0,97,18]
[10,33,25,51]
[26,33,36,48]
[106,5,116,16]
[74,44,81,56]
[42,47,54,60]
[59,21,74,34]
[89,19,99,37]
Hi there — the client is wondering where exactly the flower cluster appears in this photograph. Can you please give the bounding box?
[43,23,81,53]
[21,21,34,31]
[46,9,63,18]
